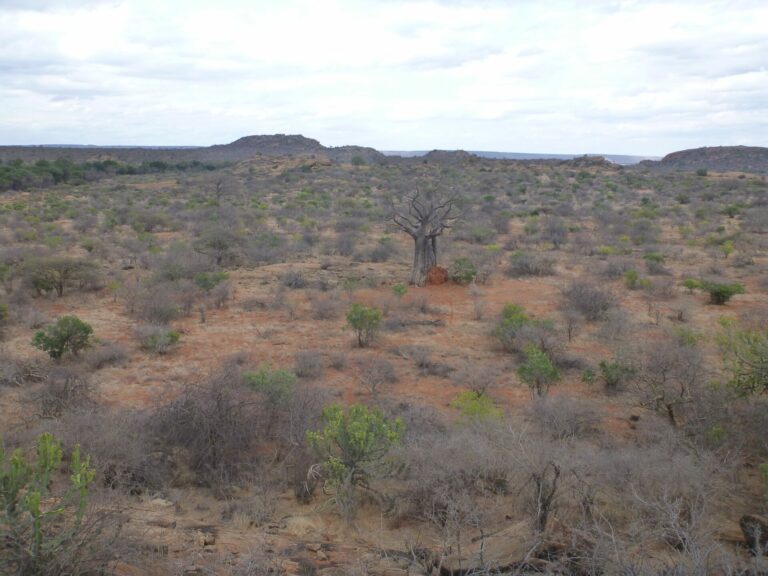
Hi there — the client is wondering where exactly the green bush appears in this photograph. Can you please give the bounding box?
[451,390,502,421]
[0,303,9,336]
[32,316,93,360]
[492,303,552,353]
[623,270,640,290]
[0,433,101,574]
[598,360,634,391]
[517,345,560,397]
[243,364,296,407]
[194,271,229,292]
[20,257,99,298]
[346,303,383,347]
[135,325,180,354]
[493,304,527,351]
[391,283,407,299]
[702,281,745,305]
[643,252,665,264]
[307,404,402,520]
[718,319,768,395]
[449,257,477,285]
[682,278,702,294]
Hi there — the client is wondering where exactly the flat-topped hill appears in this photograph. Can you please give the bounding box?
[639,145,768,174]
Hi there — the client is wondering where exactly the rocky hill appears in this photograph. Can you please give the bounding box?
[639,145,768,174]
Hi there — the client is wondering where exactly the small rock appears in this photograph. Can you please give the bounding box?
[266,523,280,534]
[196,532,216,547]
[306,543,322,552]
[316,551,328,562]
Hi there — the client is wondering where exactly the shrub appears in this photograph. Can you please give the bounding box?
[194,271,229,292]
[243,364,297,408]
[346,303,383,348]
[506,251,555,277]
[294,350,324,379]
[357,356,398,398]
[451,390,502,421]
[307,404,403,521]
[32,315,93,360]
[391,283,407,299]
[20,257,99,298]
[209,280,232,309]
[492,303,532,352]
[134,324,180,354]
[49,408,166,494]
[449,257,477,285]
[702,281,745,305]
[309,292,344,320]
[0,433,113,575]
[85,342,129,369]
[528,396,600,439]
[599,360,634,391]
[562,280,616,321]
[39,366,95,417]
[718,319,768,395]
[282,269,308,289]
[133,284,179,324]
[0,351,46,388]
[152,368,258,489]
[682,278,702,294]
[517,345,560,397]
[492,303,563,360]
[0,302,9,337]
[623,269,640,289]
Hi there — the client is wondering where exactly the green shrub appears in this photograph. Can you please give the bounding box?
[243,364,296,407]
[717,319,767,395]
[451,390,502,421]
[20,257,99,298]
[346,303,383,347]
[702,281,745,305]
[194,271,229,292]
[307,404,402,520]
[517,345,560,397]
[643,252,665,264]
[623,269,640,290]
[682,278,702,294]
[391,283,407,299]
[0,303,9,335]
[0,433,103,574]
[492,303,532,352]
[135,325,180,354]
[449,257,477,285]
[598,360,634,391]
[32,316,93,360]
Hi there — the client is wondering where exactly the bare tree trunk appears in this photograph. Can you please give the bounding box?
[410,233,437,286]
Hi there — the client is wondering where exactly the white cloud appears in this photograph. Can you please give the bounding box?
[0,0,766,154]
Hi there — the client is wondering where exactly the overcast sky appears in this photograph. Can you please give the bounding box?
[1,0,766,155]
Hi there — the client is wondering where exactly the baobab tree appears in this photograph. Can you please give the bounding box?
[390,190,457,286]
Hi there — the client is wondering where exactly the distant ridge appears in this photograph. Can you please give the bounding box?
[383,150,659,165]
[638,145,768,174]
[5,136,763,171]
[0,134,385,164]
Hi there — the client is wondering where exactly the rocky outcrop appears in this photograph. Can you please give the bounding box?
[639,145,768,174]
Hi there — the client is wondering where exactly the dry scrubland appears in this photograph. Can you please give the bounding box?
[1,152,768,575]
